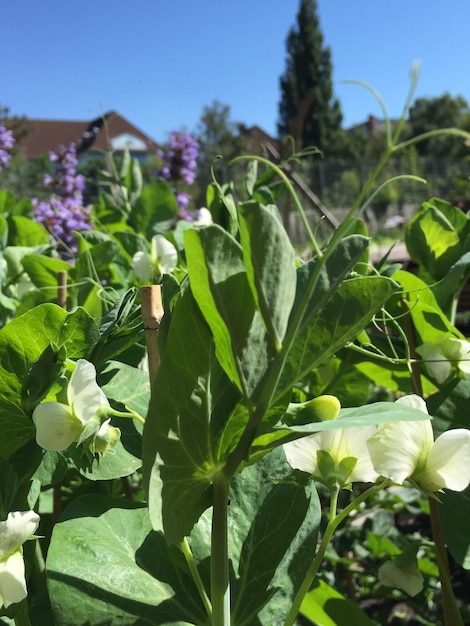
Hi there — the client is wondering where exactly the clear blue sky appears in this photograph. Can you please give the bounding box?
[3,0,470,144]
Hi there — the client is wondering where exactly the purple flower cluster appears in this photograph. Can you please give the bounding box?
[156,131,198,210]
[33,143,92,258]
[0,122,15,172]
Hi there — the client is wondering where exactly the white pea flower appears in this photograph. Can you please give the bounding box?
[416,337,470,384]
[367,394,470,493]
[133,234,177,281]
[0,511,39,608]
[194,207,213,226]
[33,359,120,452]
[283,425,378,488]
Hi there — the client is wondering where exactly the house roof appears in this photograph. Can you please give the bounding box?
[16,111,160,158]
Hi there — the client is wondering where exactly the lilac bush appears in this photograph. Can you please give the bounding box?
[156,131,199,212]
[33,143,92,258]
[0,122,15,171]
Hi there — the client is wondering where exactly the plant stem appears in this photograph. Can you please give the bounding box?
[429,497,464,626]
[211,475,231,626]
[283,480,389,626]
[13,602,32,626]
[181,537,212,619]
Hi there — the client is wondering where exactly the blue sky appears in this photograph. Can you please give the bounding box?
[3,0,470,144]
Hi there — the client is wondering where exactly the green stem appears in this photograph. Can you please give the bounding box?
[181,537,212,619]
[429,497,464,626]
[283,480,389,626]
[109,407,145,426]
[211,475,231,626]
[13,602,32,626]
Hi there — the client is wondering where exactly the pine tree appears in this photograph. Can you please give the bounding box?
[277,0,343,157]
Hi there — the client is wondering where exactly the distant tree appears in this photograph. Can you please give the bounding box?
[277,0,343,158]
[408,93,470,157]
[194,100,246,203]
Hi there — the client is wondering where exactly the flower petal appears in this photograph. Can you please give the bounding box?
[339,426,378,483]
[68,360,109,425]
[0,512,39,559]
[367,419,434,484]
[420,429,470,492]
[32,402,82,451]
[0,550,27,608]
[132,250,153,281]
[416,342,452,384]
[153,235,177,274]
[283,433,322,475]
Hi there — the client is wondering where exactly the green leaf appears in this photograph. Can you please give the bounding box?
[0,190,16,214]
[21,343,66,414]
[238,201,296,349]
[300,579,375,625]
[405,198,468,280]
[278,276,398,398]
[142,286,240,543]
[290,235,370,334]
[57,307,100,360]
[0,304,101,458]
[439,488,470,569]
[46,495,209,625]
[130,179,179,239]
[185,225,273,400]
[8,215,51,246]
[21,254,71,290]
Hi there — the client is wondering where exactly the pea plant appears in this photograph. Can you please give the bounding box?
[1,75,470,626]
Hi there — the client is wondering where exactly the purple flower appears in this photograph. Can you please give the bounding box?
[0,122,15,172]
[33,143,92,258]
[155,131,199,210]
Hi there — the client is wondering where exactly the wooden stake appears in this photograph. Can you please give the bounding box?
[140,285,164,387]
[57,270,67,309]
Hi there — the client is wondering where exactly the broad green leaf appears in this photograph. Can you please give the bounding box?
[431,251,470,318]
[278,276,398,398]
[231,453,321,625]
[0,304,100,458]
[8,215,51,246]
[439,488,470,569]
[405,198,468,280]
[300,579,375,625]
[100,361,150,417]
[47,496,209,626]
[142,286,240,543]
[185,225,273,400]
[130,179,179,239]
[426,377,470,431]
[21,254,71,289]
[57,307,100,359]
[0,189,16,214]
[290,235,370,335]
[238,201,296,349]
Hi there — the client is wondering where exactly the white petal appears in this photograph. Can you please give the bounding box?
[378,559,423,597]
[0,551,27,608]
[283,433,322,474]
[340,426,378,483]
[367,419,434,484]
[396,394,429,414]
[32,402,82,451]
[153,235,177,274]
[0,512,39,559]
[132,250,154,281]
[68,360,109,425]
[416,343,452,384]
[194,208,213,226]
[420,429,470,492]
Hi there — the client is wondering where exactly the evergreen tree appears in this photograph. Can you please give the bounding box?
[277,0,343,158]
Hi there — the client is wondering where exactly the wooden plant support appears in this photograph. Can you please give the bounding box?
[140,285,164,387]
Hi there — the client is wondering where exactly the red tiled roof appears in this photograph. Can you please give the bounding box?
[16,111,159,158]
